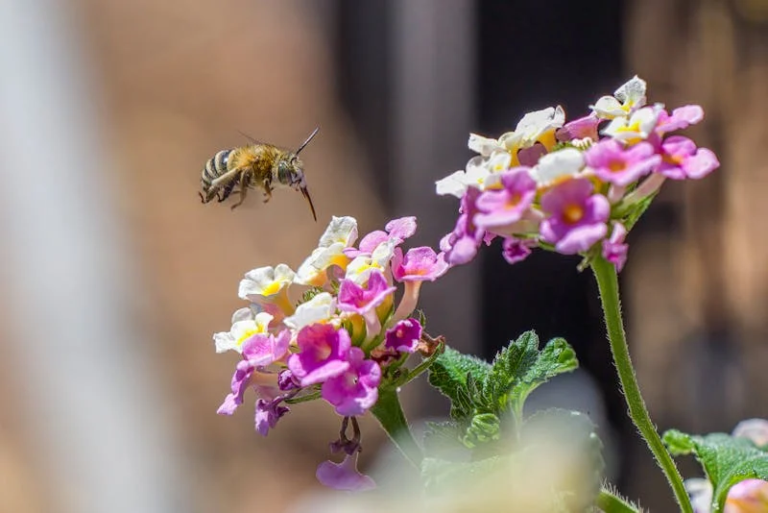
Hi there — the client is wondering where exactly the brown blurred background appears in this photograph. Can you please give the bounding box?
[0,1,766,512]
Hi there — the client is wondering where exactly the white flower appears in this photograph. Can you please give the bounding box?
[295,242,350,286]
[684,478,713,513]
[435,152,511,198]
[468,133,505,157]
[318,216,358,248]
[213,310,274,354]
[591,75,647,119]
[530,148,585,186]
[283,292,336,330]
[499,106,565,151]
[601,104,661,142]
[345,240,395,284]
[238,264,295,301]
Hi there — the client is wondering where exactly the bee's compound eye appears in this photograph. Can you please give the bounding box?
[277,161,291,184]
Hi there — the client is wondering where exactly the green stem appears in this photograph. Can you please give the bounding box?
[596,486,639,513]
[370,387,423,469]
[591,256,692,513]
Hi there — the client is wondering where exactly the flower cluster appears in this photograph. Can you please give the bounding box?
[213,216,447,489]
[436,76,720,272]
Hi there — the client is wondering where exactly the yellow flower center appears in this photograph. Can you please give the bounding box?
[262,281,282,296]
[330,254,350,270]
[563,204,584,224]
[317,343,332,360]
[663,154,683,166]
[608,160,626,173]
[506,192,523,208]
[236,327,261,347]
[537,128,557,151]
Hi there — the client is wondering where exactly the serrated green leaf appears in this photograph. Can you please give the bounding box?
[663,429,768,513]
[421,409,604,511]
[423,420,464,454]
[461,413,501,448]
[485,332,578,418]
[428,346,491,420]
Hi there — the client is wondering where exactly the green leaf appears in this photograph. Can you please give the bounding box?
[461,413,501,448]
[420,409,604,511]
[421,455,507,493]
[619,190,658,231]
[485,331,578,417]
[422,420,464,454]
[663,429,768,512]
[521,409,605,511]
[428,346,491,420]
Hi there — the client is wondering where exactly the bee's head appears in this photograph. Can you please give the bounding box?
[276,154,305,188]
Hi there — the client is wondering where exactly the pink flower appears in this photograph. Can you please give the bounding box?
[216,331,291,415]
[733,419,768,447]
[517,143,548,166]
[725,480,768,513]
[385,318,421,353]
[316,452,376,492]
[602,222,628,272]
[441,188,485,266]
[540,179,610,254]
[556,114,600,142]
[337,270,396,315]
[585,139,661,186]
[502,237,534,265]
[392,247,449,282]
[254,398,289,436]
[288,324,352,387]
[322,347,381,416]
[385,216,418,242]
[656,105,704,135]
[344,216,417,258]
[474,168,537,229]
[657,136,720,180]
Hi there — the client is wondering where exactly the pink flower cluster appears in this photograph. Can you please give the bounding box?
[436,76,720,272]
[213,215,446,489]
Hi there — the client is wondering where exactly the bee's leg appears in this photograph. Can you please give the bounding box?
[217,180,237,203]
[200,189,217,204]
[262,177,273,204]
[230,174,250,210]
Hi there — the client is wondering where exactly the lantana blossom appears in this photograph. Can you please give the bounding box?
[213,214,446,490]
[656,136,720,180]
[591,75,647,119]
[213,309,273,354]
[434,75,719,273]
[585,139,661,186]
[540,179,610,254]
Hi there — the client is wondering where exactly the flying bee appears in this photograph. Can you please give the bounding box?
[199,127,319,221]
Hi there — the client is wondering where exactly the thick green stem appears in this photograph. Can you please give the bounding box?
[596,486,639,513]
[370,387,423,469]
[591,256,692,513]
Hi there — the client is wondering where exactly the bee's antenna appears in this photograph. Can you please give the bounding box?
[296,127,320,155]
[237,130,261,145]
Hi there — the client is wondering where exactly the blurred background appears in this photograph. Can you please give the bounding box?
[1,0,766,511]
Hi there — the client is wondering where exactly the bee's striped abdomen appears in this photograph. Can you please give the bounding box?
[200,149,232,203]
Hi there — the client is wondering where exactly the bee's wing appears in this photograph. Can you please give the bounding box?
[237,130,267,146]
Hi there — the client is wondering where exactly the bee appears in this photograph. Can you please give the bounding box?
[199,127,319,221]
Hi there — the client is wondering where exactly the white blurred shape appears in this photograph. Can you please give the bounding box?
[0,0,186,512]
